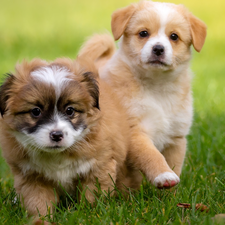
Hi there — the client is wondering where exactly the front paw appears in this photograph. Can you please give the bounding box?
[153,172,180,189]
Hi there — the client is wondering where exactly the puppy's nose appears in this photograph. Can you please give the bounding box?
[152,45,165,56]
[50,131,64,142]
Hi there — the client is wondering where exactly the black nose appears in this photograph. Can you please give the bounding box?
[152,45,165,56]
[50,131,64,142]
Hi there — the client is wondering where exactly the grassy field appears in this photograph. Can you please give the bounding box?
[0,0,225,224]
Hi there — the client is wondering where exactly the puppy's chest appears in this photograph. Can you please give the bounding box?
[21,155,95,187]
[128,89,192,151]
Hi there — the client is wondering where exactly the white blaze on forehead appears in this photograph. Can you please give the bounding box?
[151,2,176,28]
[141,2,176,66]
[31,65,73,98]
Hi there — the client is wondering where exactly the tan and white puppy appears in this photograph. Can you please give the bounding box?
[79,0,207,188]
[0,58,141,216]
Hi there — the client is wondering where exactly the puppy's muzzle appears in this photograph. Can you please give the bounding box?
[50,131,64,142]
[152,45,165,57]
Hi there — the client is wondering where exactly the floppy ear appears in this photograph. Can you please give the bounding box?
[189,13,207,52]
[0,73,15,116]
[81,72,100,110]
[111,4,136,41]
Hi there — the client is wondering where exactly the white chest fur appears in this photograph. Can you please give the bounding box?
[21,153,95,187]
[127,83,193,152]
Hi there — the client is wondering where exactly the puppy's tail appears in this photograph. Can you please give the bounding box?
[78,33,116,69]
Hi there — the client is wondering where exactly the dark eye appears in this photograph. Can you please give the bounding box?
[31,108,41,118]
[65,107,75,117]
[170,33,179,41]
[139,30,149,38]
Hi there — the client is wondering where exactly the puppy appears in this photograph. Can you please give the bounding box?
[0,58,141,216]
[79,1,207,188]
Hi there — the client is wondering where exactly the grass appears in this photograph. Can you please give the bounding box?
[0,0,225,224]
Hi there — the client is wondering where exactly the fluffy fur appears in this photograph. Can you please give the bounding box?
[0,58,141,216]
[79,0,207,187]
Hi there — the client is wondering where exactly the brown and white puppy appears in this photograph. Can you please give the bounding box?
[0,58,141,216]
[79,0,207,188]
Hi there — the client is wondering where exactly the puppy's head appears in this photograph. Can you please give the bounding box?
[0,58,100,153]
[111,1,207,70]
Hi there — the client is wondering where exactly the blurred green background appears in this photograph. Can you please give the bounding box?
[0,0,223,72]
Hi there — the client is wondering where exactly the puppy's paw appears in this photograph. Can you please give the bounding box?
[153,172,180,189]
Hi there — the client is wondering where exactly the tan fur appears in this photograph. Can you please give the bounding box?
[79,1,207,185]
[188,13,207,52]
[111,4,136,41]
[0,58,142,216]
[79,33,116,70]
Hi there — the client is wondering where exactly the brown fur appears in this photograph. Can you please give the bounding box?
[0,58,142,216]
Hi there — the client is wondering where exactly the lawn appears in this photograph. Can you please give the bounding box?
[0,0,225,224]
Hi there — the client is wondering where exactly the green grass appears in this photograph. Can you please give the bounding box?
[0,0,225,224]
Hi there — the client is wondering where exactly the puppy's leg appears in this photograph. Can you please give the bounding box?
[162,136,186,177]
[116,163,143,192]
[81,182,98,203]
[129,129,180,188]
[15,176,58,216]
[82,158,117,203]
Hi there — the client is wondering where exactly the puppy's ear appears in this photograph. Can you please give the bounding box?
[81,72,100,110]
[0,73,15,116]
[111,4,136,41]
[189,13,207,52]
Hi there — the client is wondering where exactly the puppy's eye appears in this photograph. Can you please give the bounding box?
[65,107,75,117]
[31,108,41,118]
[139,30,149,38]
[170,33,179,41]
